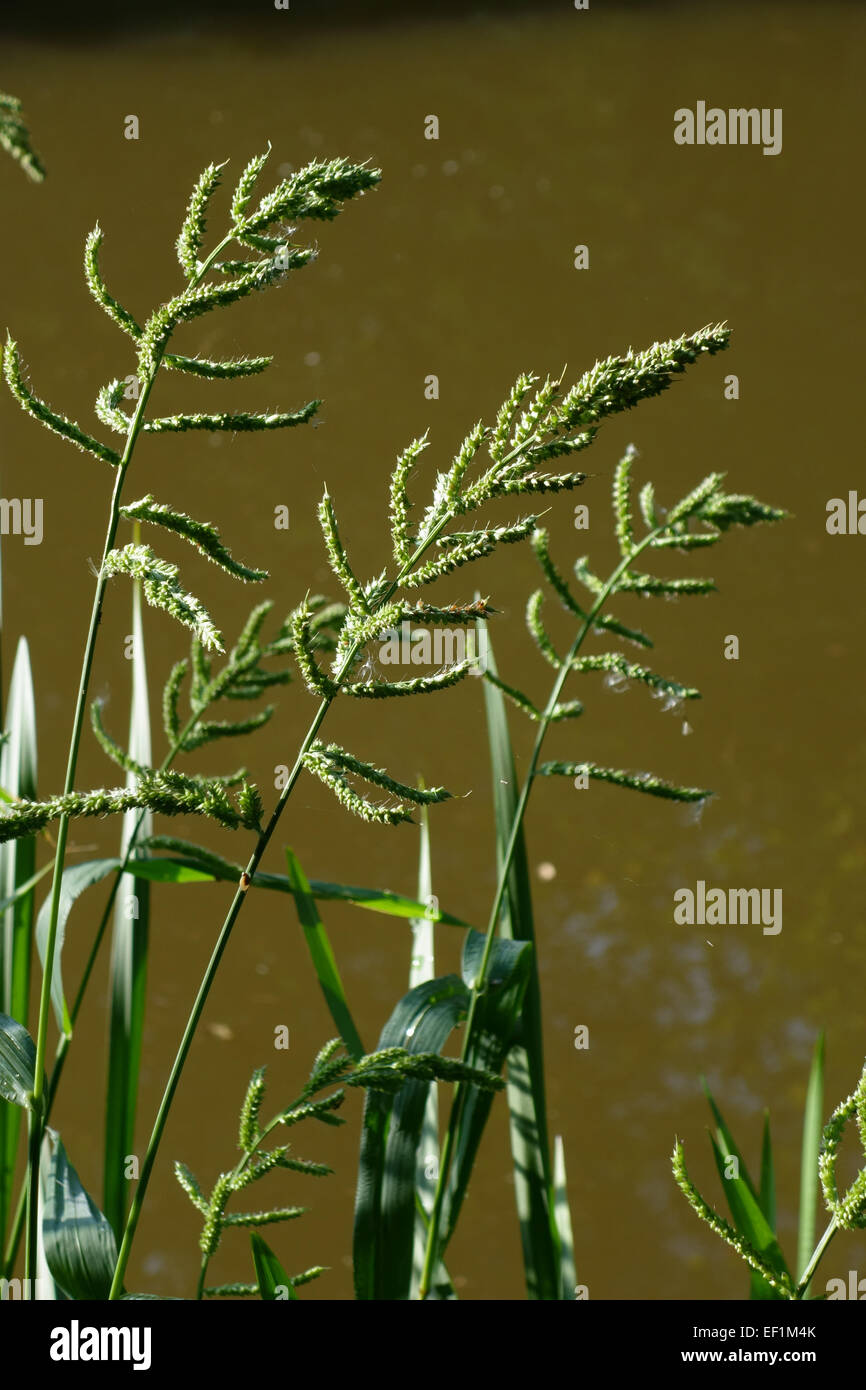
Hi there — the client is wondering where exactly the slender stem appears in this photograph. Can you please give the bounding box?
[796,1217,837,1296]
[418,526,664,1298]
[108,438,539,1298]
[22,231,235,1292]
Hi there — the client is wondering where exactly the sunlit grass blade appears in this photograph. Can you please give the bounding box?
[0,637,37,1246]
[797,1031,825,1293]
[703,1080,791,1299]
[104,576,151,1240]
[409,803,445,1300]
[285,849,364,1061]
[129,844,469,924]
[36,1133,66,1300]
[251,1231,297,1300]
[553,1135,577,1300]
[479,626,561,1299]
[35,859,121,1035]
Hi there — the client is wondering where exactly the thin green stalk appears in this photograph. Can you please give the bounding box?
[23,232,235,1292]
[108,438,539,1298]
[417,523,665,1298]
[796,1217,837,1296]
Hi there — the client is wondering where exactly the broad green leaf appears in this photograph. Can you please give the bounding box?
[443,929,533,1244]
[479,624,561,1299]
[0,637,38,1244]
[41,1134,118,1300]
[35,858,122,1033]
[354,928,529,1300]
[251,1232,296,1300]
[354,974,468,1300]
[104,576,151,1241]
[285,849,364,1061]
[797,1031,825,1292]
[0,1011,36,1105]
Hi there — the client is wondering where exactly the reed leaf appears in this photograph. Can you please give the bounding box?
[0,639,37,1245]
[284,850,364,1062]
[479,629,562,1299]
[797,1032,825,1289]
[103,577,151,1241]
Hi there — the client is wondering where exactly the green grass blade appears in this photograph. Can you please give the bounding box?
[353,974,468,1300]
[479,626,560,1299]
[797,1031,825,1292]
[130,850,469,924]
[443,930,533,1245]
[759,1110,776,1232]
[701,1077,763,1204]
[703,1077,789,1299]
[0,638,37,1245]
[41,1134,118,1299]
[707,1131,790,1300]
[251,1232,296,1300]
[285,848,364,1061]
[409,804,445,1299]
[553,1135,577,1300]
[36,1134,66,1301]
[35,859,123,1033]
[0,1013,37,1105]
[104,579,151,1240]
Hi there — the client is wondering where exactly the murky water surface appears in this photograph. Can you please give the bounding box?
[1,2,863,1298]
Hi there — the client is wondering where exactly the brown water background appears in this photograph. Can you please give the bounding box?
[1,1,864,1299]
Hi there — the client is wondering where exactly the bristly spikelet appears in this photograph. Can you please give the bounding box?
[95,379,130,434]
[612,447,636,559]
[84,226,141,340]
[318,492,369,612]
[538,761,710,803]
[0,772,265,843]
[120,495,267,582]
[671,1141,795,1297]
[239,1067,267,1150]
[550,325,731,434]
[102,544,223,651]
[176,162,227,280]
[819,1059,866,1230]
[3,337,120,466]
[389,434,429,566]
[0,90,46,181]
